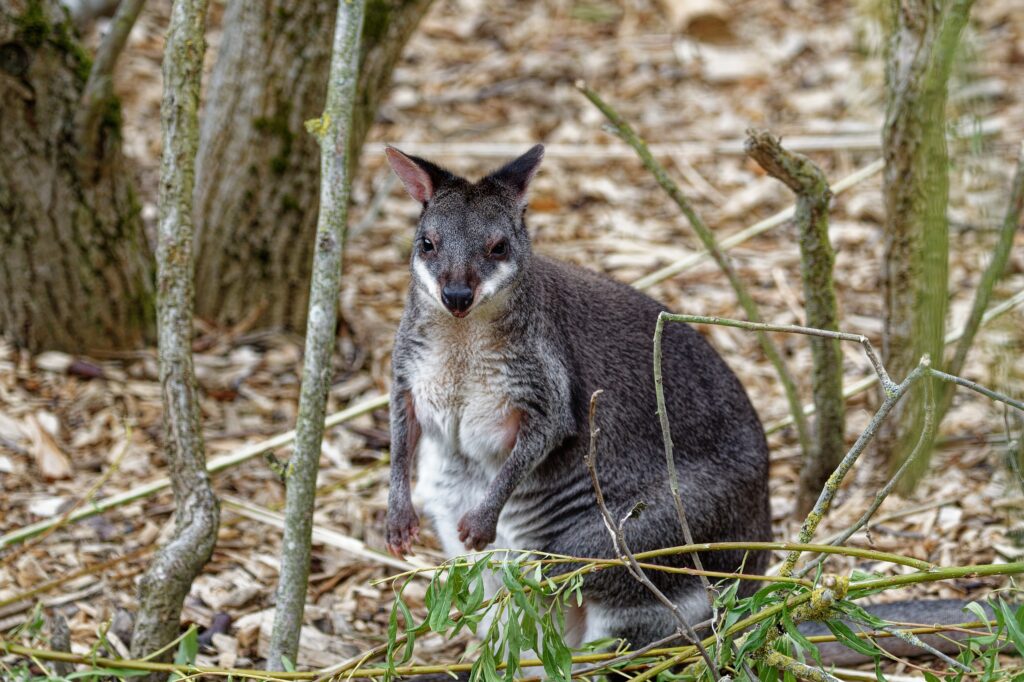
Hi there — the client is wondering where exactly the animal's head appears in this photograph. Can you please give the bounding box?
[384,144,544,318]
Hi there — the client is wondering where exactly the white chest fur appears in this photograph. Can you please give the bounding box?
[408,318,518,467]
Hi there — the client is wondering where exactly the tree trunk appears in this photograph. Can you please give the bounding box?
[877,0,973,481]
[193,0,433,331]
[0,0,153,353]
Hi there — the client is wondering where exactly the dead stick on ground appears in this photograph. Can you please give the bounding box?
[130,0,219,672]
[267,0,365,669]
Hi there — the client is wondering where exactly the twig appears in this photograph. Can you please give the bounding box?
[652,316,712,598]
[577,79,813,464]
[946,142,1024,381]
[745,129,845,515]
[268,0,365,669]
[795,380,936,578]
[0,544,154,612]
[131,0,219,668]
[365,118,1006,160]
[75,0,147,160]
[765,287,1024,435]
[584,390,718,677]
[875,625,971,674]
[632,159,885,291]
[569,621,712,679]
[764,650,842,682]
[0,394,387,551]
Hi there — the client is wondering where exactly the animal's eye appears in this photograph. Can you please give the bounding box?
[420,237,435,254]
[489,240,508,259]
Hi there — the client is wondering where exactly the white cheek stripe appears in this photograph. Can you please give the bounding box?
[412,258,446,311]
[479,261,514,300]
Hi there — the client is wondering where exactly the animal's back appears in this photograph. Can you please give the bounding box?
[516,256,771,636]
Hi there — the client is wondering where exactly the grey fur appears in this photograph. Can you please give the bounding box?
[383,146,986,668]
[385,144,771,647]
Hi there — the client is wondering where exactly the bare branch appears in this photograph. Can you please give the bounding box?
[75,0,146,159]
[584,391,718,677]
[745,129,845,515]
[268,0,366,669]
[130,0,219,671]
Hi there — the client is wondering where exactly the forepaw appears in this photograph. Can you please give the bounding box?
[386,505,420,558]
[457,509,496,552]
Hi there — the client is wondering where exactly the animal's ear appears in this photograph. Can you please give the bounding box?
[484,144,544,202]
[385,146,455,204]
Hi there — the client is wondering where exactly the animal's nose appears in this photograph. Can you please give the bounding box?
[441,284,474,314]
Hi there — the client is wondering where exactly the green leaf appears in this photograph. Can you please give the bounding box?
[998,599,1024,657]
[825,619,881,658]
[781,608,820,665]
[174,627,198,666]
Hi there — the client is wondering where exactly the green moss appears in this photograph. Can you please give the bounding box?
[15,0,50,48]
[16,1,92,83]
[100,96,123,134]
[269,156,288,175]
[51,15,92,83]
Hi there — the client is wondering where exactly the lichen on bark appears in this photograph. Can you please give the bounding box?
[266,0,365,669]
[129,0,220,676]
[878,0,975,484]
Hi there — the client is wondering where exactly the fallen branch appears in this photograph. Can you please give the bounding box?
[0,394,387,551]
[632,158,885,291]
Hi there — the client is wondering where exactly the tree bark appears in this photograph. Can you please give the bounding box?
[193,0,433,332]
[877,0,974,482]
[267,0,364,669]
[0,0,153,352]
[745,130,845,517]
[129,0,219,675]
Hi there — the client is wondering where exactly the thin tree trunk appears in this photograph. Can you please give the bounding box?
[745,130,845,516]
[0,0,153,352]
[129,0,219,675]
[193,0,433,332]
[878,0,974,483]
[267,0,364,670]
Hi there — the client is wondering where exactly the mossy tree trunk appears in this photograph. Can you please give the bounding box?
[0,0,153,352]
[877,0,974,482]
[192,0,433,332]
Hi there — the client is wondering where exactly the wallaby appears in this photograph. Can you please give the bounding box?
[383,145,991,667]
